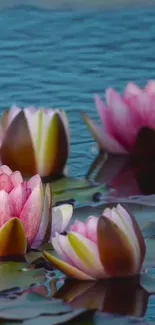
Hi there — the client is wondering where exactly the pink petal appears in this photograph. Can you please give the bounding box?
[95,94,109,126]
[32,184,51,249]
[58,234,100,277]
[0,165,12,176]
[0,124,4,147]
[70,220,86,236]
[10,171,23,187]
[82,113,127,153]
[0,191,13,227]
[9,184,28,217]
[19,185,43,247]
[124,82,143,98]
[52,233,74,265]
[85,216,98,243]
[105,89,139,150]
[145,80,155,94]
[0,174,13,193]
[27,174,42,191]
[8,106,21,128]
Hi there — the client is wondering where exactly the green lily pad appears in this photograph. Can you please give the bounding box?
[0,291,85,321]
[51,176,107,205]
[23,309,88,325]
[0,262,45,292]
[25,251,43,264]
[143,238,155,270]
[51,177,91,193]
[142,221,155,238]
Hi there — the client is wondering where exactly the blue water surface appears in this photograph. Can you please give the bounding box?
[0,5,155,322]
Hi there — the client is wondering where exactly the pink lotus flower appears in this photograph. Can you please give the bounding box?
[0,164,52,256]
[0,165,74,256]
[0,106,69,177]
[43,204,146,280]
[83,81,155,153]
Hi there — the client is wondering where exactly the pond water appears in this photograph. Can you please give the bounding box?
[0,4,155,324]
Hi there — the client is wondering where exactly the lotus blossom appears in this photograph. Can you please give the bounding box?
[43,204,146,280]
[0,106,69,177]
[0,165,73,257]
[83,81,155,154]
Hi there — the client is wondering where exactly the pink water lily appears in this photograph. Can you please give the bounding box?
[0,165,52,256]
[83,81,155,153]
[0,106,69,177]
[43,204,146,280]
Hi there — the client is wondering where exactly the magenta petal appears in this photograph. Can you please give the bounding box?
[19,185,43,247]
[10,171,23,187]
[0,191,13,227]
[0,174,13,193]
[0,165,12,176]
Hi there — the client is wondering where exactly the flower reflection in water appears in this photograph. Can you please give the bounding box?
[33,276,149,317]
[87,150,155,198]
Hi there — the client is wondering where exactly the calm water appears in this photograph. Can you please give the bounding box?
[1,5,155,323]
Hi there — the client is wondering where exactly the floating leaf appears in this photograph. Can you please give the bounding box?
[51,177,91,193]
[94,313,147,325]
[140,273,155,294]
[23,309,88,325]
[0,291,85,321]
[51,176,107,205]
[0,262,44,292]
[142,238,155,270]
[25,251,43,264]
[142,222,155,239]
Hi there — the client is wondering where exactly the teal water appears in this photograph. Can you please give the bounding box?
[0,5,155,323]
[1,6,155,179]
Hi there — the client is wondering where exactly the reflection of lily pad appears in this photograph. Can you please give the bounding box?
[0,262,44,292]
[51,176,107,206]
